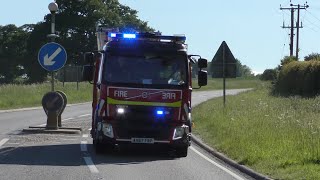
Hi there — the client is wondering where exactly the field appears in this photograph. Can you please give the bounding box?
[0,78,259,110]
[192,83,320,179]
[0,82,92,110]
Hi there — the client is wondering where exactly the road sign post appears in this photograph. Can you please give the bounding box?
[211,41,237,107]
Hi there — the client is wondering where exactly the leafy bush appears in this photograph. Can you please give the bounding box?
[260,69,277,81]
[304,53,320,61]
[274,61,320,96]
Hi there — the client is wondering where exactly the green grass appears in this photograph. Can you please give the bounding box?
[0,82,92,110]
[192,77,261,91]
[192,83,320,179]
[0,78,259,110]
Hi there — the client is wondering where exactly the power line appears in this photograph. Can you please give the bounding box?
[306,10,320,23]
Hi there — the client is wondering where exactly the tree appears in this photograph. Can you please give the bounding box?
[260,69,277,81]
[235,59,253,77]
[304,53,320,61]
[23,0,154,83]
[0,25,30,84]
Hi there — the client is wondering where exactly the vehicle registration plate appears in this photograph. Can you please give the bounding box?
[131,138,154,144]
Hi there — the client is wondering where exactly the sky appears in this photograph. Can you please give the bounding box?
[1,0,320,74]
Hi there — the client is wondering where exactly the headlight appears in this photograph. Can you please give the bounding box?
[173,126,185,140]
[102,123,114,138]
[117,108,125,114]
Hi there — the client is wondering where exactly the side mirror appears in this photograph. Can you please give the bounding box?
[198,70,208,87]
[84,52,94,64]
[198,58,207,69]
[82,65,94,81]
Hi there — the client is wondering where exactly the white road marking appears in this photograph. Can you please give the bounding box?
[190,146,245,180]
[0,138,9,147]
[60,138,78,141]
[88,128,92,131]
[82,134,89,138]
[78,114,91,118]
[83,157,99,173]
[63,117,74,121]
[81,141,88,152]
[5,143,20,145]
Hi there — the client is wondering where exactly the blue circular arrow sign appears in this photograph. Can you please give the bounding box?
[38,42,67,71]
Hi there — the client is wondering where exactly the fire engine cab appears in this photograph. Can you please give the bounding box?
[82,27,207,157]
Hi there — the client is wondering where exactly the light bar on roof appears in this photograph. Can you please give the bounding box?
[123,33,136,39]
[107,32,186,42]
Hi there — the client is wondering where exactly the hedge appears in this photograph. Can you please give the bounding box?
[274,61,320,96]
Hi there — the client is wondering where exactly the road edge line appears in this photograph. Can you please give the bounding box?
[191,135,272,180]
[190,146,245,180]
[0,102,91,114]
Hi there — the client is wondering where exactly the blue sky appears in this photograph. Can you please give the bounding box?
[1,0,320,74]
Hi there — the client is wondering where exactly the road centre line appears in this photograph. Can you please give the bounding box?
[78,114,91,118]
[83,157,99,173]
[81,141,88,152]
[0,138,9,147]
[190,146,245,180]
[63,117,74,121]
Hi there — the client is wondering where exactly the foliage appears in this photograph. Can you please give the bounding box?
[260,69,277,81]
[274,61,320,97]
[0,0,154,84]
[304,53,320,61]
[0,25,30,83]
[208,58,253,78]
[235,59,254,77]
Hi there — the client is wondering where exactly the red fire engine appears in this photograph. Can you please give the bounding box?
[82,28,207,157]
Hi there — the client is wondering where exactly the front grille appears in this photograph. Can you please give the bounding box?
[114,105,174,139]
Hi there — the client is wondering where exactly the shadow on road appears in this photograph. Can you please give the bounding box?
[0,143,176,166]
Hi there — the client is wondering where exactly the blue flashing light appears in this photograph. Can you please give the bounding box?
[110,33,116,38]
[123,33,136,39]
[156,110,164,115]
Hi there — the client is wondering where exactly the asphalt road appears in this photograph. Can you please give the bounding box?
[0,89,252,180]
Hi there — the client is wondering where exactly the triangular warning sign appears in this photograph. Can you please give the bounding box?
[212,41,236,64]
[211,41,237,78]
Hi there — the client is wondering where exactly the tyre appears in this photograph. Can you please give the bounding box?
[93,128,104,154]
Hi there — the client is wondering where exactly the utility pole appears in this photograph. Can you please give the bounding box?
[280,2,309,59]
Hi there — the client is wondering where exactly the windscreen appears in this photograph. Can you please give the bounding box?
[103,54,187,86]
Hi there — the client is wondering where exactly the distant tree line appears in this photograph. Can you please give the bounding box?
[192,59,254,78]
[0,0,153,84]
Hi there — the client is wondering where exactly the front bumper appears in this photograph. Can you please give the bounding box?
[98,121,190,147]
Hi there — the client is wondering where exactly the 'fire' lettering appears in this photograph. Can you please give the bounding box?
[114,90,128,98]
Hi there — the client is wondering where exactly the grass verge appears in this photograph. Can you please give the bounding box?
[0,78,259,110]
[192,83,320,179]
[0,82,92,110]
[192,77,261,91]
